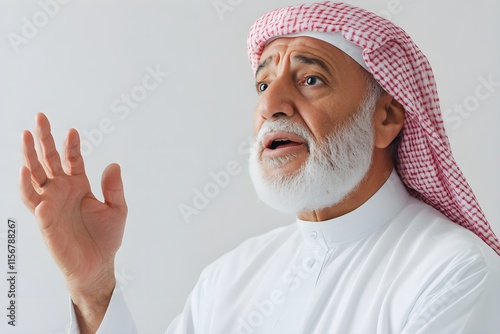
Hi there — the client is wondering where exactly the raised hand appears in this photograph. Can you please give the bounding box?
[20,113,128,333]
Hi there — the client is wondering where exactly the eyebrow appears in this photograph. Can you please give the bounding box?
[291,55,333,76]
[255,56,273,78]
[255,54,334,78]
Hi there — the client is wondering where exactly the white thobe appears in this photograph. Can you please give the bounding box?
[71,171,500,333]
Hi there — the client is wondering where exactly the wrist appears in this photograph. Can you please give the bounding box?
[70,270,116,334]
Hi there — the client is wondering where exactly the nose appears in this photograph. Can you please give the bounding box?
[255,77,296,120]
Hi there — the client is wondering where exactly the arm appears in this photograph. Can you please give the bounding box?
[20,113,128,333]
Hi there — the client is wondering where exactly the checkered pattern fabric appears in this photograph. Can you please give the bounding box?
[247,1,500,255]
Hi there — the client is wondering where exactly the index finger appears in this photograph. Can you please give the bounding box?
[21,130,48,187]
[35,113,64,177]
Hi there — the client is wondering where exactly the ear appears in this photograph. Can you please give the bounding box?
[373,93,405,149]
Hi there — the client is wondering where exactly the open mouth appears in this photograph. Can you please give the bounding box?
[263,132,306,152]
[269,139,296,149]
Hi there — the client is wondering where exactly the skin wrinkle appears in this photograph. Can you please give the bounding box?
[249,78,379,214]
[256,41,343,84]
[255,56,274,78]
[251,36,404,222]
[254,39,366,147]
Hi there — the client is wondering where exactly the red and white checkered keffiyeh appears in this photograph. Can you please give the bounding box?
[247,1,500,255]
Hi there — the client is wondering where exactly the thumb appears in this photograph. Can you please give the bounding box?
[101,163,127,212]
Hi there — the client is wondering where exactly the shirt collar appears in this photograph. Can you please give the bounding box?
[296,170,411,248]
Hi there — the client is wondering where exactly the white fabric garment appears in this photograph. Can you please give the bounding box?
[72,171,500,333]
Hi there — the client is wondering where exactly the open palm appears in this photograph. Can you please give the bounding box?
[20,113,127,295]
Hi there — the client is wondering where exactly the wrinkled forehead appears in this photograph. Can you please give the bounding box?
[255,35,366,81]
[260,31,368,72]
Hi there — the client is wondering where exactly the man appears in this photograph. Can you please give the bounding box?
[20,2,500,333]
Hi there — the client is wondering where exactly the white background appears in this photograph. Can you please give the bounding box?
[0,0,498,333]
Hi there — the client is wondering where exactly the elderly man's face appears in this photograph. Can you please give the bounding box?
[253,37,369,179]
[250,36,379,214]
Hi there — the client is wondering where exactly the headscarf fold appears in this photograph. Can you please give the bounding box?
[247,1,500,255]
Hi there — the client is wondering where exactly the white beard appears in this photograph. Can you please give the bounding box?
[249,90,378,214]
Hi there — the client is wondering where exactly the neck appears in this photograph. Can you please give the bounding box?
[297,148,393,222]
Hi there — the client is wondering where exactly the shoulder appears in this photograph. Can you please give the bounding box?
[392,197,499,263]
[389,196,500,300]
[392,199,500,332]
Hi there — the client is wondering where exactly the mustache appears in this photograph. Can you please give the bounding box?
[255,119,312,148]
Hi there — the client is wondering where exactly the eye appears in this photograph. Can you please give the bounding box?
[305,76,323,86]
[257,82,269,92]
